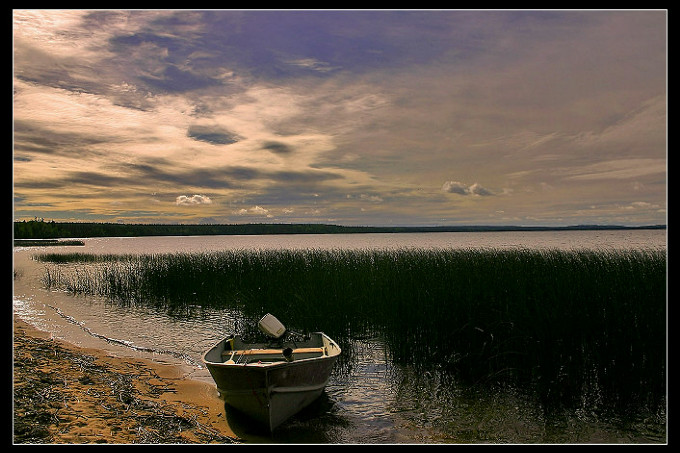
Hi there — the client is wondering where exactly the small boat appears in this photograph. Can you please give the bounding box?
[202,314,341,431]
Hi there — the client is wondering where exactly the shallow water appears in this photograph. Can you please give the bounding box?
[13,230,667,443]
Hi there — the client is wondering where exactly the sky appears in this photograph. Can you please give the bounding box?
[13,10,667,226]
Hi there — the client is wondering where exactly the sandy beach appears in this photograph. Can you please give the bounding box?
[13,316,240,444]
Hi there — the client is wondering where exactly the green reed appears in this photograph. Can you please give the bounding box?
[37,248,666,416]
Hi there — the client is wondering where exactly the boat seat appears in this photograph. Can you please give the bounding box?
[221,347,325,362]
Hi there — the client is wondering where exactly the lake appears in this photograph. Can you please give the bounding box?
[13,230,667,443]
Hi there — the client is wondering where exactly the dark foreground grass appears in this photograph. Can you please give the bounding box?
[37,248,666,418]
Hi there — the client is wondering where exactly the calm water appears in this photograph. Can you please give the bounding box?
[13,230,667,443]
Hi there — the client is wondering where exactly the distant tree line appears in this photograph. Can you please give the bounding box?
[13,219,666,240]
[13,219,383,239]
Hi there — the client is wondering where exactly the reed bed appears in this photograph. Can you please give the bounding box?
[37,248,666,417]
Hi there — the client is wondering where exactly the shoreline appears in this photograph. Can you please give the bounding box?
[13,315,240,444]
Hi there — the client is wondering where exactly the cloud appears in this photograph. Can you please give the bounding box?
[561,159,666,181]
[187,125,240,145]
[442,181,494,196]
[359,194,384,202]
[468,183,493,196]
[234,205,273,218]
[622,201,660,210]
[175,194,212,205]
[441,181,468,195]
[262,141,293,155]
[284,57,340,73]
[139,65,222,93]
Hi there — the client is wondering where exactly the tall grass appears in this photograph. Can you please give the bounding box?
[37,248,666,416]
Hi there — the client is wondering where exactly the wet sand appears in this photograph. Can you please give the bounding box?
[13,316,240,444]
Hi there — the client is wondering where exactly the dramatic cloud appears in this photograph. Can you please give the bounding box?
[13,10,666,226]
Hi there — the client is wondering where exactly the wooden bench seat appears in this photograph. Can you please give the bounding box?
[221,347,325,362]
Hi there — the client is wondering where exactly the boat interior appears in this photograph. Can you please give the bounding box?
[204,332,338,366]
[222,347,325,364]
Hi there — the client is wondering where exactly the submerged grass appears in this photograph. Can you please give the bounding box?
[36,248,666,418]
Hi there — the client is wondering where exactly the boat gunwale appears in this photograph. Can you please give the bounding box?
[201,331,341,369]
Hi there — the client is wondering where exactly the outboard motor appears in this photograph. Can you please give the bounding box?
[258,313,286,339]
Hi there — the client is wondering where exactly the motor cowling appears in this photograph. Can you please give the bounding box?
[258,313,286,339]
